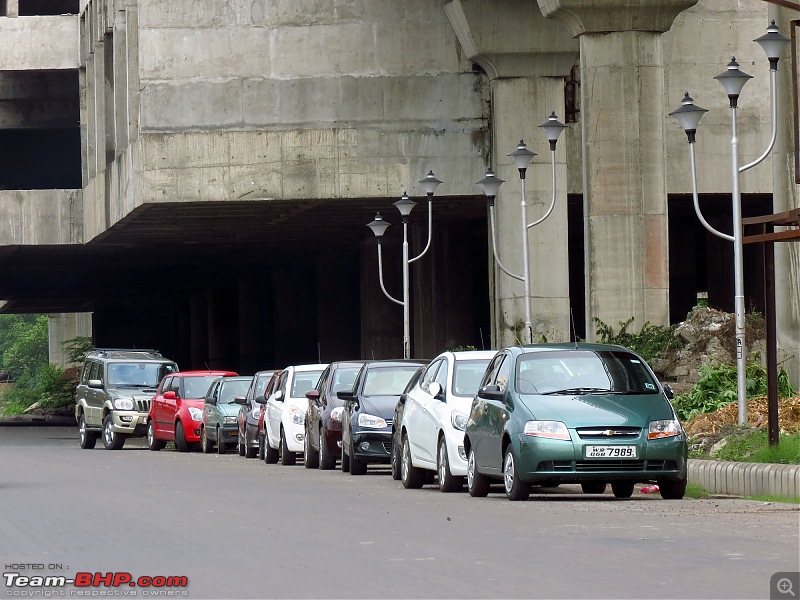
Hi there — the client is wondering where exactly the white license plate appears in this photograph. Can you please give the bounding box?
[585,445,637,459]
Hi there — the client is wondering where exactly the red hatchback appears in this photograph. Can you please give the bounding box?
[147,370,238,452]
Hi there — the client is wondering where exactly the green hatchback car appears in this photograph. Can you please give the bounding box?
[464,343,687,501]
[201,375,253,454]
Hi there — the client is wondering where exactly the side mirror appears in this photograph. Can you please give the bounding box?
[255,394,267,405]
[205,396,217,405]
[233,395,247,405]
[477,384,504,401]
[88,379,103,389]
[429,382,445,401]
[663,384,674,400]
[337,390,355,401]
[163,391,177,400]
[306,390,320,402]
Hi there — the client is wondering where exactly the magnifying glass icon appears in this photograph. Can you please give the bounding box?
[777,578,796,597]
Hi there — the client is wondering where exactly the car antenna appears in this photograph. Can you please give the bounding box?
[570,308,579,349]
[318,342,322,364]
[479,328,485,351]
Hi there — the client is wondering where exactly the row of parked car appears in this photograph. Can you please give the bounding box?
[74,344,689,501]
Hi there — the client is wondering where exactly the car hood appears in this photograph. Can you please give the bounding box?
[216,403,241,417]
[517,393,674,428]
[357,395,398,420]
[111,386,158,401]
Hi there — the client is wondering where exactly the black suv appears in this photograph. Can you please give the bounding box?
[75,349,178,450]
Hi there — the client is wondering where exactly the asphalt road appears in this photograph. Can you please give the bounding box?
[1,426,798,600]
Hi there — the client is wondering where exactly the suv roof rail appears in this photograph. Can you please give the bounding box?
[90,348,164,358]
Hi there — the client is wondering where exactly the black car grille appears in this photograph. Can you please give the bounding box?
[136,399,150,412]
[576,427,641,439]
[537,460,677,472]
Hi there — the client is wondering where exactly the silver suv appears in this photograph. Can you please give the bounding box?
[75,349,178,450]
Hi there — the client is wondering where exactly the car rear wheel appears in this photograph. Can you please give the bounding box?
[437,437,463,493]
[401,436,424,489]
[245,430,258,458]
[102,415,125,450]
[79,414,97,450]
[503,448,530,501]
[217,427,227,454]
[581,481,607,494]
[147,420,165,451]
[611,481,635,498]
[175,421,189,453]
[390,435,401,481]
[340,442,350,472]
[658,474,687,500]
[200,427,214,453]
[304,431,319,469]
[319,427,336,470]
[280,428,296,465]
[467,448,489,497]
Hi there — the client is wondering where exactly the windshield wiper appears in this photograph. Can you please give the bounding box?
[542,388,620,395]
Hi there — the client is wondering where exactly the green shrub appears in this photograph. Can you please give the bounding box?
[592,316,682,362]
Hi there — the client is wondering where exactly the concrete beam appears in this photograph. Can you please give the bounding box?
[0,16,79,71]
[537,0,699,36]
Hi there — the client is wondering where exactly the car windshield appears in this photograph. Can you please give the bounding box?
[363,366,421,396]
[452,359,492,397]
[219,379,252,403]
[183,376,219,399]
[108,362,177,387]
[290,371,323,398]
[516,350,660,395]
[332,367,360,394]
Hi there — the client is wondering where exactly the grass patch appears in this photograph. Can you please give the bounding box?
[684,482,710,499]
[745,494,800,505]
[711,429,800,464]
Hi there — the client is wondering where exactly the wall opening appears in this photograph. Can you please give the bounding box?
[18,0,78,15]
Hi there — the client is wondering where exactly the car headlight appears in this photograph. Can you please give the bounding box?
[188,407,203,422]
[451,411,469,431]
[330,407,344,422]
[358,413,387,429]
[648,419,682,439]
[223,416,237,425]
[524,420,570,440]
[289,406,305,425]
[113,398,134,410]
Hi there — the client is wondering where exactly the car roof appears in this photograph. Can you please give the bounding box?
[511,342,631,353]
[363,359,428,369]
[448,350,497,360]
[287,363,328,372]
[173,370,238,377]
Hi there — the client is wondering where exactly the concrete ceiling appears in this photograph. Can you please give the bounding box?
[0,195,487,313]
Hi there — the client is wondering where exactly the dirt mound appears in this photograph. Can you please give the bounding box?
[684,395,800,438]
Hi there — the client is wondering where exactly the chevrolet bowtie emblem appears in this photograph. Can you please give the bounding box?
[603,430,615,436]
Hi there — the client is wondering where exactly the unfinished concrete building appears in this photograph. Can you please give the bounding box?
[0,0,797,385]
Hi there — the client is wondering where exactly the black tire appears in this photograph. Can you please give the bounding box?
[238,437,246,456]
[319,427,336,470]
[175,421,189,453]
[658,474,687,500]
[341,442,350,472]
[611,481,635,498]
[304,430,319,469]
[201,427,214,453]
[79,414,97,450]
[102,415,125,450]
[349,442,367,475]
[467,448,489,497]
[437,436,463,493]
[265,436,279,464]
[258,434,266,461]
[401,436,424,489]
[147,420,165,451]
[581,481,607,494]
[280,428,296,465]
[245,429,258,459]
[390,435,401,481]
[503,447,530,501]
[217,427,227,454]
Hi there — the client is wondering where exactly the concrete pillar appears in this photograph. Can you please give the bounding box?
[445,0,578,347]
[6,0,18,17]
[48,313,92,367]
[772,4,800,388]
[538,0,697,339]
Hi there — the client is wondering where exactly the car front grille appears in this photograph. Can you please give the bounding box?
[537,460,677,473]
[576,427,641,439]
[136,399,150,412]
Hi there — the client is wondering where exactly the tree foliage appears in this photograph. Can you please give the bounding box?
[592,316,682,362]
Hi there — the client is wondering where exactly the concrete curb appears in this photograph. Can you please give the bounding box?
[688,458,799,499]
[0,414,75,426]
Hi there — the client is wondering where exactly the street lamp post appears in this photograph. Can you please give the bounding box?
[670,21,789,425]
[367,171,442,358]
[476,112,567,344]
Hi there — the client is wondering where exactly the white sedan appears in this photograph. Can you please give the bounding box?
[398,350,496,491]
[264,363,327,465]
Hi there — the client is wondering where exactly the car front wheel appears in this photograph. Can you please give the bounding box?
[147,420,165,451]
[467,448,489,497]
[319,427,336,470]
[79,414,97,450]
[200,427,214,453]
[658,474,687,500]
[401,436,424,489]
[258,434,266,461]
[217,427,227,454]
[437,436,463,493]
[280,428,296,465]
[175,420,189,452]
[611,481,635,498]
[581,481,607,494]
[102,415,125,450]
[503,447,530,501]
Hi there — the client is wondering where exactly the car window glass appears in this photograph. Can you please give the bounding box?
[364,366,422,396]
[88,361,102,383]
[220,379,251,404]
[419,360,441,393]
[434,360,449,391]
[332,367,360,394]
[480,353,505,388]
[255,374,271,396]
[452,359,492,397]
[495,355,511,393]
[108,362,171,387]
[183,376,217,399]
[291,371,323,398]
[159,376,172,394]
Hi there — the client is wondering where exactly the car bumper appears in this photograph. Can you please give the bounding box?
[217,425,239,445]
[323,426,342,452]
[513,433,688,484]
[183,419,202,443]
[111,411,149,436]
[351,430,392,463]
[283,420,305,453]
[443,427,468,476]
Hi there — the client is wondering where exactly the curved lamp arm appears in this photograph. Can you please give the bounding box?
[409,198,432,264]
[739,69,778,173]
[527,149,558,230]
[689,141,733,242]
[489,204,524,281]
[376,243,404,305]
